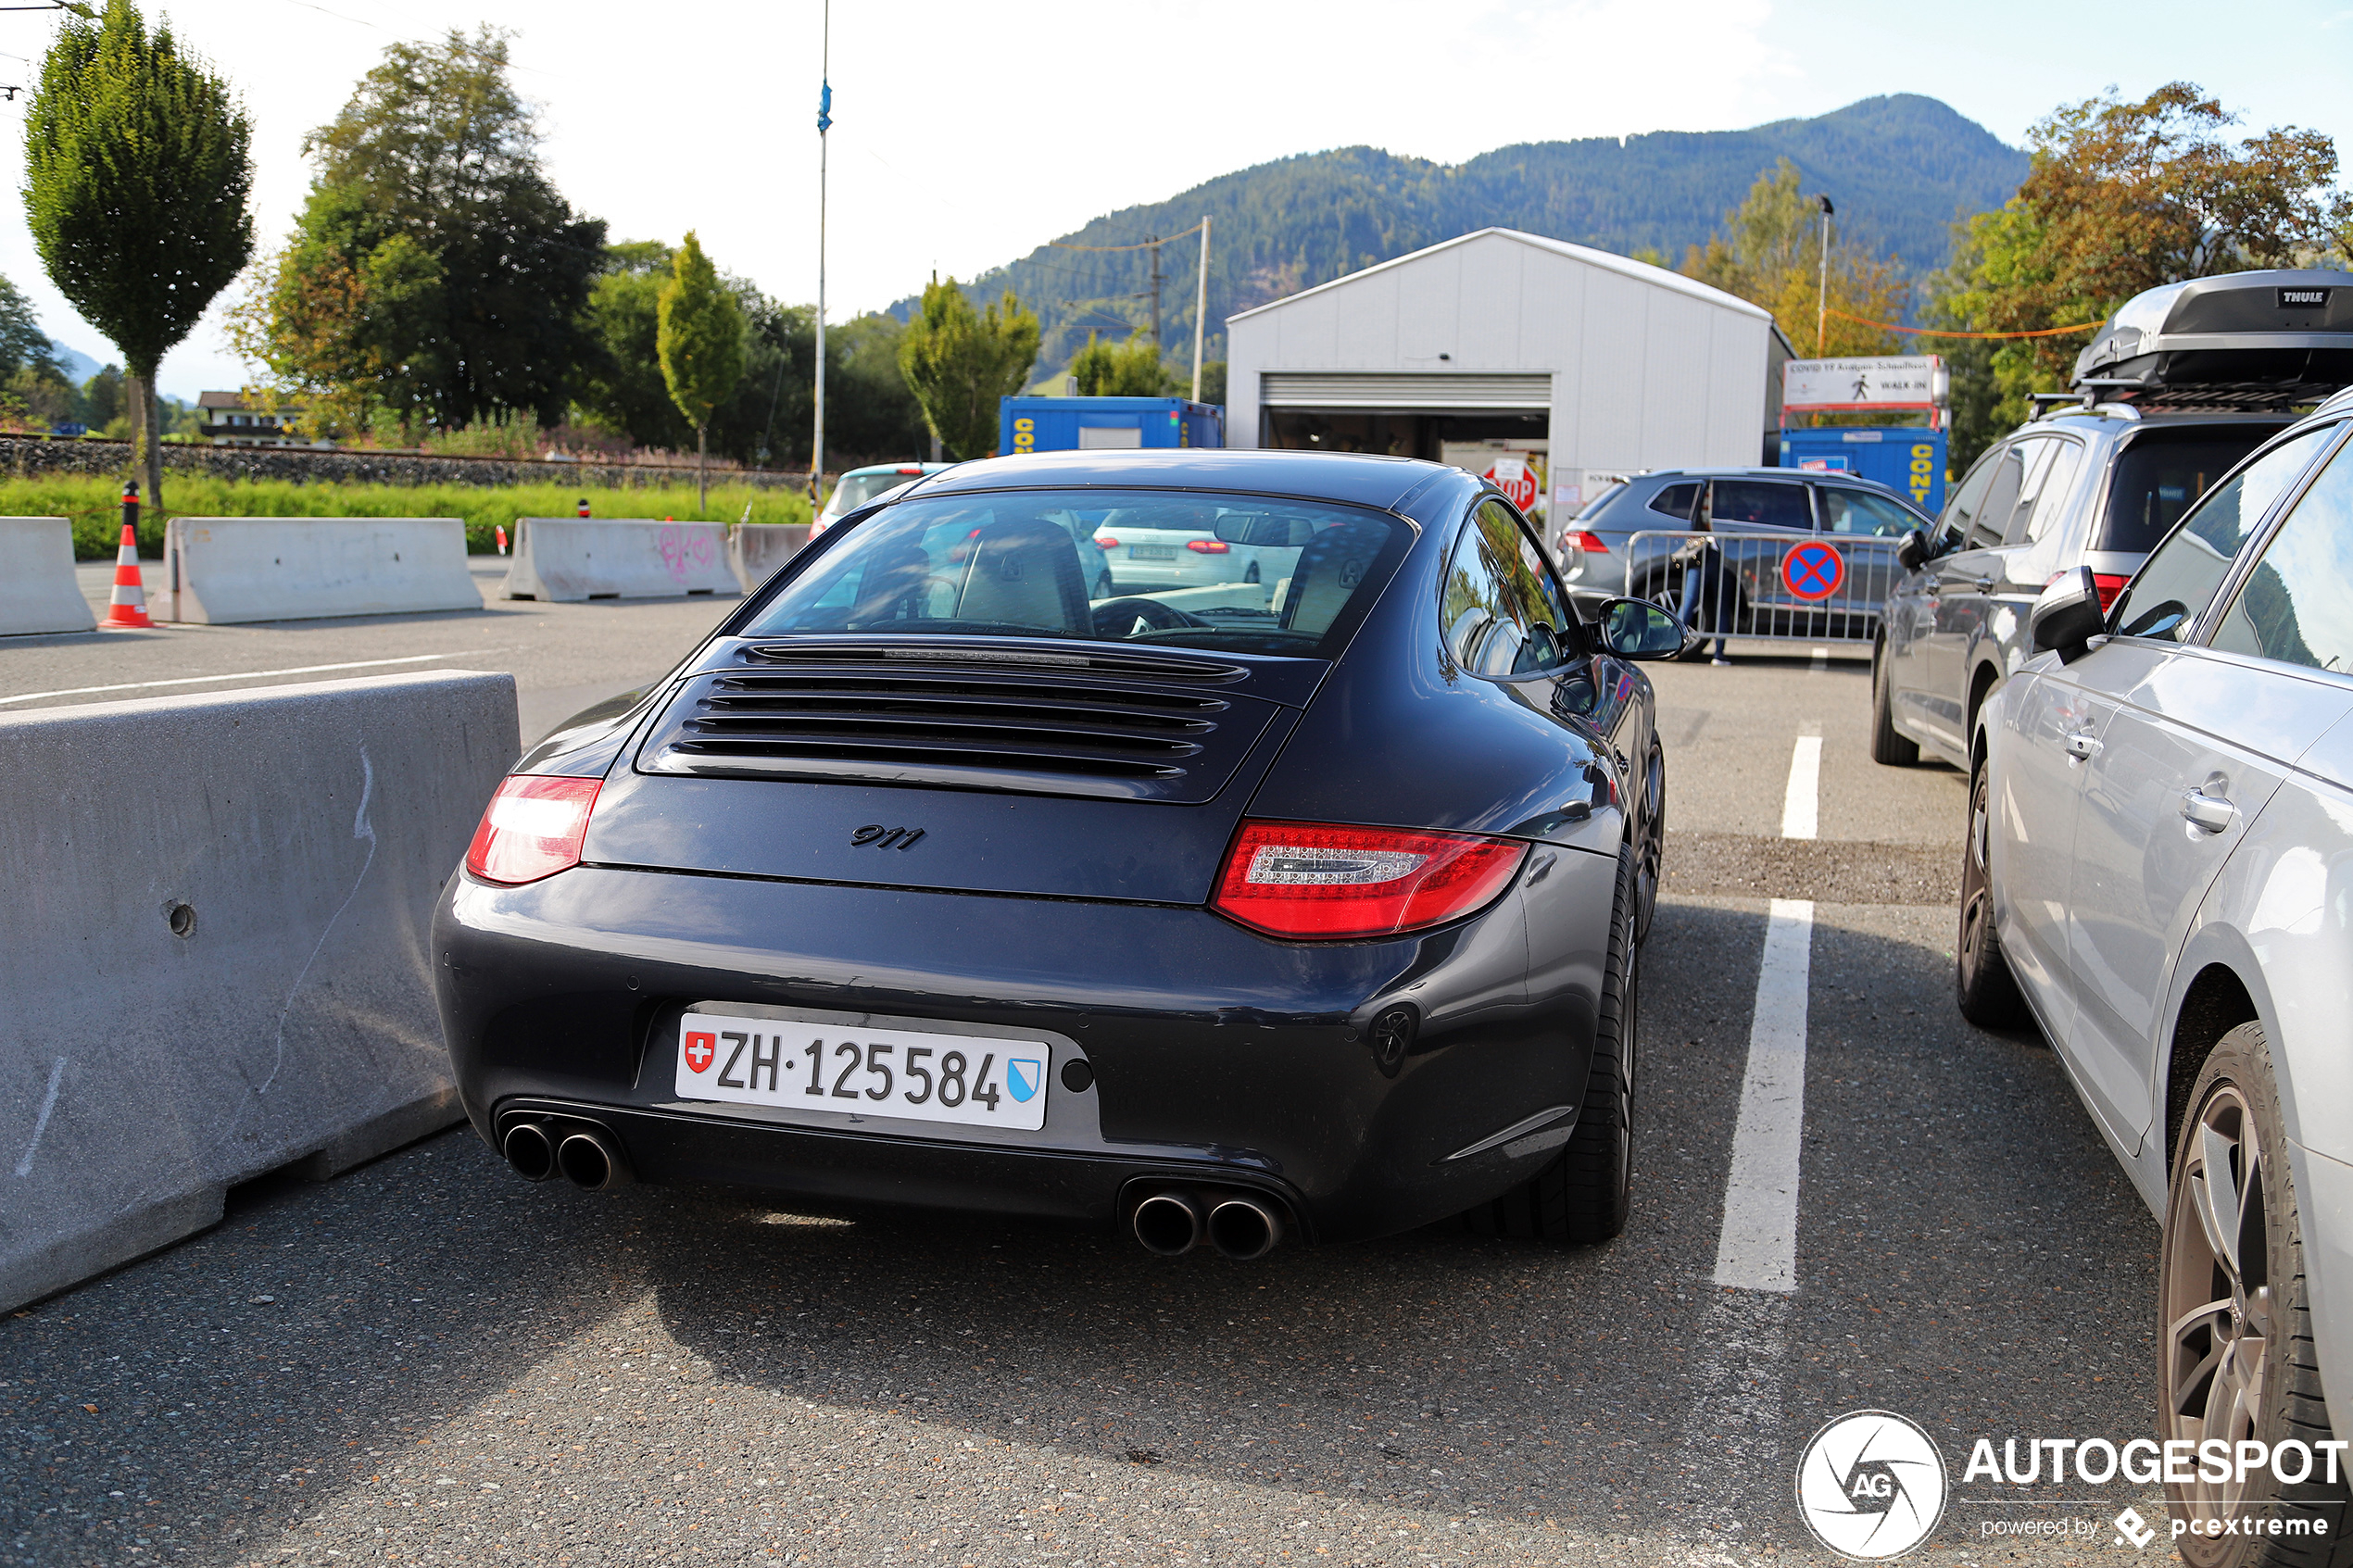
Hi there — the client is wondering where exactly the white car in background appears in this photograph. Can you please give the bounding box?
[1968,383,2353,1553]
[810,462,951,539]
[1088,498,1272,599]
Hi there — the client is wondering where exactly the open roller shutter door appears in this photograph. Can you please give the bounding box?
[1259,372,1553,410]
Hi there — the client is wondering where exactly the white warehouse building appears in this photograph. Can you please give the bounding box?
[1225,228,1792,527]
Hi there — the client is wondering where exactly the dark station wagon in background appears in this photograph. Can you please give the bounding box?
[434,449,1687,1260]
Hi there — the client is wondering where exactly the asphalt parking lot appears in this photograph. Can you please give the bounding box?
[2,621,2172,1567]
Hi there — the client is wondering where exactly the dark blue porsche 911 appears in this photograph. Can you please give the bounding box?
[433,449,1684,1258]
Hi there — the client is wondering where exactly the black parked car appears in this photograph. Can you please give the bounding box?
[434,450,1683,1257]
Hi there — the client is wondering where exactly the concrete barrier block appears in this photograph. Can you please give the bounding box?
[0,517,95,636]
[162,517,482,624]
[0,670,519,1311]
[726,521,812,593]
[501,518,738,601]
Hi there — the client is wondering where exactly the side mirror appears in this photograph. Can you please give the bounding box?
[2031,566,2107,663]
[1214,513,1316,548]
[1592,596,1688,660]
[1896,528,1929,573]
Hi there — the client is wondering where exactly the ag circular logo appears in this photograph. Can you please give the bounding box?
[1795,1410,1947,1560]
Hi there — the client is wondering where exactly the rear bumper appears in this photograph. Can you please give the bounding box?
[432,856,1618,1242]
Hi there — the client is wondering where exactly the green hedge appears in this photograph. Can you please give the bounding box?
[0,476,813,559]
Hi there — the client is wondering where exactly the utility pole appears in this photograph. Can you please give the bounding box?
[1815,194,1834,358]
[1147,234,1164,358]
[1190,215,1211,403]
[811,0,830,508]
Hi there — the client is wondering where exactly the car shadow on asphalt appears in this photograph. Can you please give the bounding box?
[0,899,2158,1565]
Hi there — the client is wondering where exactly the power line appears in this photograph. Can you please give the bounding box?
[1046,221,1204,254]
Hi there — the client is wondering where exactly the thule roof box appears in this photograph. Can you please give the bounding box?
[2072,269,2353,409]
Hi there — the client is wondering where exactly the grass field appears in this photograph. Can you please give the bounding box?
[4,476,815,558]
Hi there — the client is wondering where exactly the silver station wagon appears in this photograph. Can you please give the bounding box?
[1969,370,2353,1551]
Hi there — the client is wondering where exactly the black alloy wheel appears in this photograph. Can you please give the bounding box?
[1465,847,1639,1244]
[1869,638,1919,765]
[2160,1023,2353,1566]
[1956,745,2031,1030]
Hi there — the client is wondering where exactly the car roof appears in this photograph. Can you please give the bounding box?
[912,449,1447,510]
[843,461,950,476]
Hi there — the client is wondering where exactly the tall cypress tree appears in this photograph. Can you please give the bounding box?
[657,232,746,513]
[23,0,253,508]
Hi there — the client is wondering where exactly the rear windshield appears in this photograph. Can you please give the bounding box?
[2098,427,2285,553]
[742,489,1409,659]
[825,470,926,515]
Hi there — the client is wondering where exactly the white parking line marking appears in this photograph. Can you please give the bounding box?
[0,651,499,708]
[1809,646,1829,671]
[1712,897,1814,1293]
[1780,734,1822,840]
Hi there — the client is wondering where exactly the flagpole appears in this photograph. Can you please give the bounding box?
[812,0,831,509]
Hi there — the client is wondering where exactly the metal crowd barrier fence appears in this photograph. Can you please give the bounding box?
[1619,530,1906,647]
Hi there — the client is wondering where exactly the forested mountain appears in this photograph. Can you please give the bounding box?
[912,94,2026,377]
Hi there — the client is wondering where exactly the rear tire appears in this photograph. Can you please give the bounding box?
[2161,1023,2353,1567]
[1465,847,1638,1244]
[1957,744,2031,1031]
[1869,639,1919,766]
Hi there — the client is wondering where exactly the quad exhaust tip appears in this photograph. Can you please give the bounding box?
[501,1121,556,1182]
[502,1119,634,1191]
[555,1127,633,1191]
[1130,1186,1286,1260]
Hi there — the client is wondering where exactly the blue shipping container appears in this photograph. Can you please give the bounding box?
[1777,426,1946,516]
[1000,396,1223,457]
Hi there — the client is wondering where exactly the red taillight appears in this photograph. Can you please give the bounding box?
[1187,539,1230,554]
[1567,530,1610,554]
[464,775,602,885]
[896,465,923,474]
[1211,821,1528,940]
[2092,572,2129,613]
[1095,534,1120,549]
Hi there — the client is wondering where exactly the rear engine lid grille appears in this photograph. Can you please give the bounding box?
[638,658,1286,802]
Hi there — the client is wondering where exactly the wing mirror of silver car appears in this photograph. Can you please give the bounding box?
[2031,566,2108,664]
[1592,597,1690,659]
[1896,528,1930,573]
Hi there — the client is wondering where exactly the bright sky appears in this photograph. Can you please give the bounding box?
[0,0,2344,401]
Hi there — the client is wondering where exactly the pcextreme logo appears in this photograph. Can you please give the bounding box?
[1796,1410,1949,1560]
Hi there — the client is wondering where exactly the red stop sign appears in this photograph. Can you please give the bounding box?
[1484,458,1539,511]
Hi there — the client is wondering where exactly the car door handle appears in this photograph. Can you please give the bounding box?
[1974,575,1997,594]
[2064,732,2100,760]
[2182,790,2236,834]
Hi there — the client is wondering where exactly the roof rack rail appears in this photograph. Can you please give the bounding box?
[2076,378,2341,413]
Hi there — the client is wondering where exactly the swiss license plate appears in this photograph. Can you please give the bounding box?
[675,1013,1051,1132]
[1127,545,1176,560]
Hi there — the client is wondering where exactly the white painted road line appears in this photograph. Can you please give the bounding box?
[1809,646,1829,671]
[1780,734,1822,840]
[1712,897,1815,1293]
[0,650,500,708]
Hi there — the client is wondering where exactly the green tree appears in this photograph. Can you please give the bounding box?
[657,232,746,511]
[1943,83,2352,433]
[255,27,602,433]
[78,361,125,433]
[23,0,253,506]
[1681,158,1908,359]
[1067,331,1170,395]
[898,277,1038,459]
[0,275,58,381]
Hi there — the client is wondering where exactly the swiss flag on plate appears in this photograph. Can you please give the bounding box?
[683,1032,716,1073]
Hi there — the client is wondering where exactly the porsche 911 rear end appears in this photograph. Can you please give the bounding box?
[433,458,1635,1250]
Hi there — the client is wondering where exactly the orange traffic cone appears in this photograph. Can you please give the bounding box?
[102,487,152,627]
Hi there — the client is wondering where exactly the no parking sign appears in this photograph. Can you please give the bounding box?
[1780,540,1844,601]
